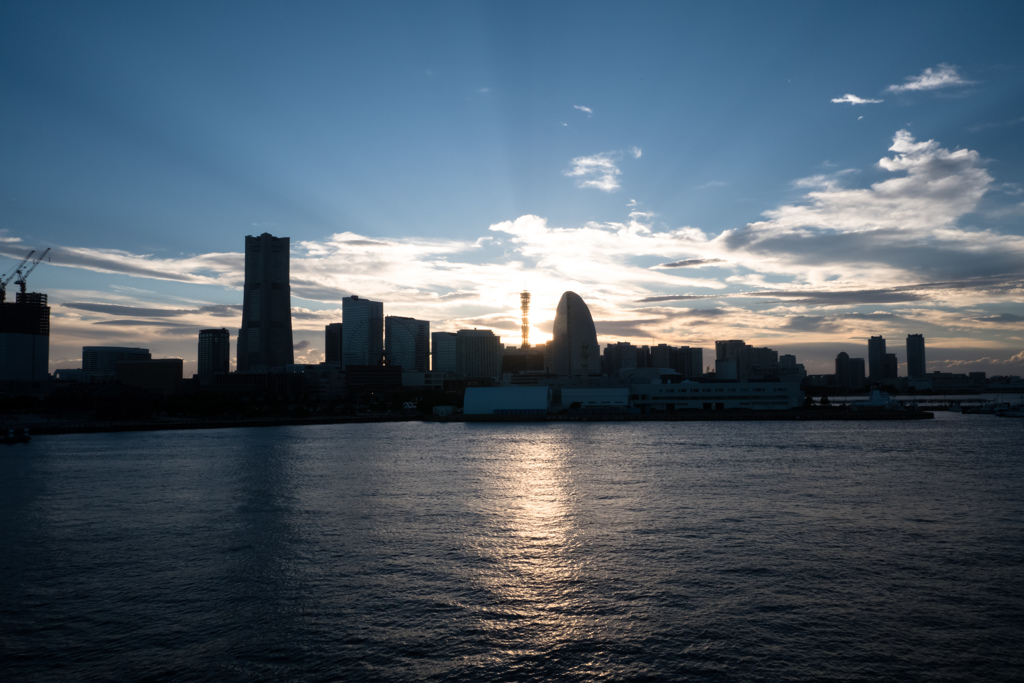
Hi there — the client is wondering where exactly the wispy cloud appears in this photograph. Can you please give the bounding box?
[573,105,593,116]
[631,146,642,159]
[831,94,883,105]
[887,64,973,93]
[565,153,622,192]
[696,180,727,190]
[655,258,725,269]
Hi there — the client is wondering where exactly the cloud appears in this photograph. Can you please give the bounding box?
[63,303,191,317]
[565,153,622,192]
[631,147,642,159]
[696,180,727,190]
[887,64,973,93]
[831,94,883,105]
[655,258,725,269]
[972,313,1024,324]
[294,340,310,350]
[573,105,593,116]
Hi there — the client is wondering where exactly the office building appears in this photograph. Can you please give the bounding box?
[456,329,501,379]
[549,291,601,377]
[325,323,343,365]
[0,291,50,382]
[385,316,429,371]
[432,332,457,373]
[83,346,151,378]
[342,296,384,368]
[868,336,886,380]
[907,334,926,378]
[237,233,294,372]
[198,328,230,385]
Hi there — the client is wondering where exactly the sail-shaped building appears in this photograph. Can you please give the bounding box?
[549,291,600,377]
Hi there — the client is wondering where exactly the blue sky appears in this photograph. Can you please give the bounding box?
[3,1,1024,377]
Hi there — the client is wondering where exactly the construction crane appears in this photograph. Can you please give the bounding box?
[1,249,34,303]
[11,248,50,298]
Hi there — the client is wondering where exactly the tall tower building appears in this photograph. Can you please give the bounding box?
[385,316,429,371]
[549,291,601,377]
[237,233,293,372]
[342,296,384,368]
[198,328,230,384]
[325,323,343,365]
[907,334,926,378]
[0,291,50,382]
[868,335,886,381]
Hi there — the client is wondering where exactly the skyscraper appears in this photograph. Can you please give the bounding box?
[325,323,343,365]
[237,233,293,372]
[868,335,886,381]
[907,334,926,378]
[550,291,600,377]
[342,296,384,368]
[385,315,429,371]
[198,328,230,384]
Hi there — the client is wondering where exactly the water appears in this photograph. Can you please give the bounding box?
[2,413,1022,681]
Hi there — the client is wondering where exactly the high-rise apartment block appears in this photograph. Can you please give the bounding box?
[198,328,230,384]
[237,233,294,372]
[385,316,429,371]
[325,323,343,365]
[907,334,926,378]
[342,296,383,368]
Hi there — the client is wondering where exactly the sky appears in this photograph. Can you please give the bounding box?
[2,1,1024,379]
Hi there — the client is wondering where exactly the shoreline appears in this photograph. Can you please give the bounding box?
[14,408,933,436]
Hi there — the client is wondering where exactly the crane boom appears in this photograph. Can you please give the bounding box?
[1,249,35,303]
[14,248,50,296]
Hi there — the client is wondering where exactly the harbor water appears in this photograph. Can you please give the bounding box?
[2,413,1022,681]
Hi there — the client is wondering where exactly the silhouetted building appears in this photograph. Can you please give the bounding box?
[868,335,886,380]
[456,329,501,379]
[237,233,294,372]
[385,315,429,371]
[84,346,151,379]
[117,358,183,397]
[325,323,343,365]
[549,291,600,377]
[907,334,926,378]
[0,291,50,382]
[501,346,546,375]
[342,296,383,368]
[604,341,639,375]
[431,331,456,373]
[198,328,230,385]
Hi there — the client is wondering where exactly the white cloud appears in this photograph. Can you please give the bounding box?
[631,146,642,159]
[887,64,973,93]
[831,94,883,105]
[565,153,622,192]
[573,105,593,116]
[696,180,727,190]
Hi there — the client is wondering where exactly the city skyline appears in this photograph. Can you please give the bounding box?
[2,3,1023,378]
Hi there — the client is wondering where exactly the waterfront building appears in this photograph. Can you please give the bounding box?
[237,233,294,372]
[116,358,183,397]
[0,291,50,382]
[456,329,502,379]
[907,334,926,378]
[431,332,456,374]
[385,316,429,371]
[198,328,230,384]
[868,335,886,381]
[604,341,639,375]
[549,291,601,378]
[324,323,342,365]
[342,296,384,368]
[83,346,151,379]
[884,353,899,380]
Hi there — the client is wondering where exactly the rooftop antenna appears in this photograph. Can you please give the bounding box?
[520,290,531,349]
